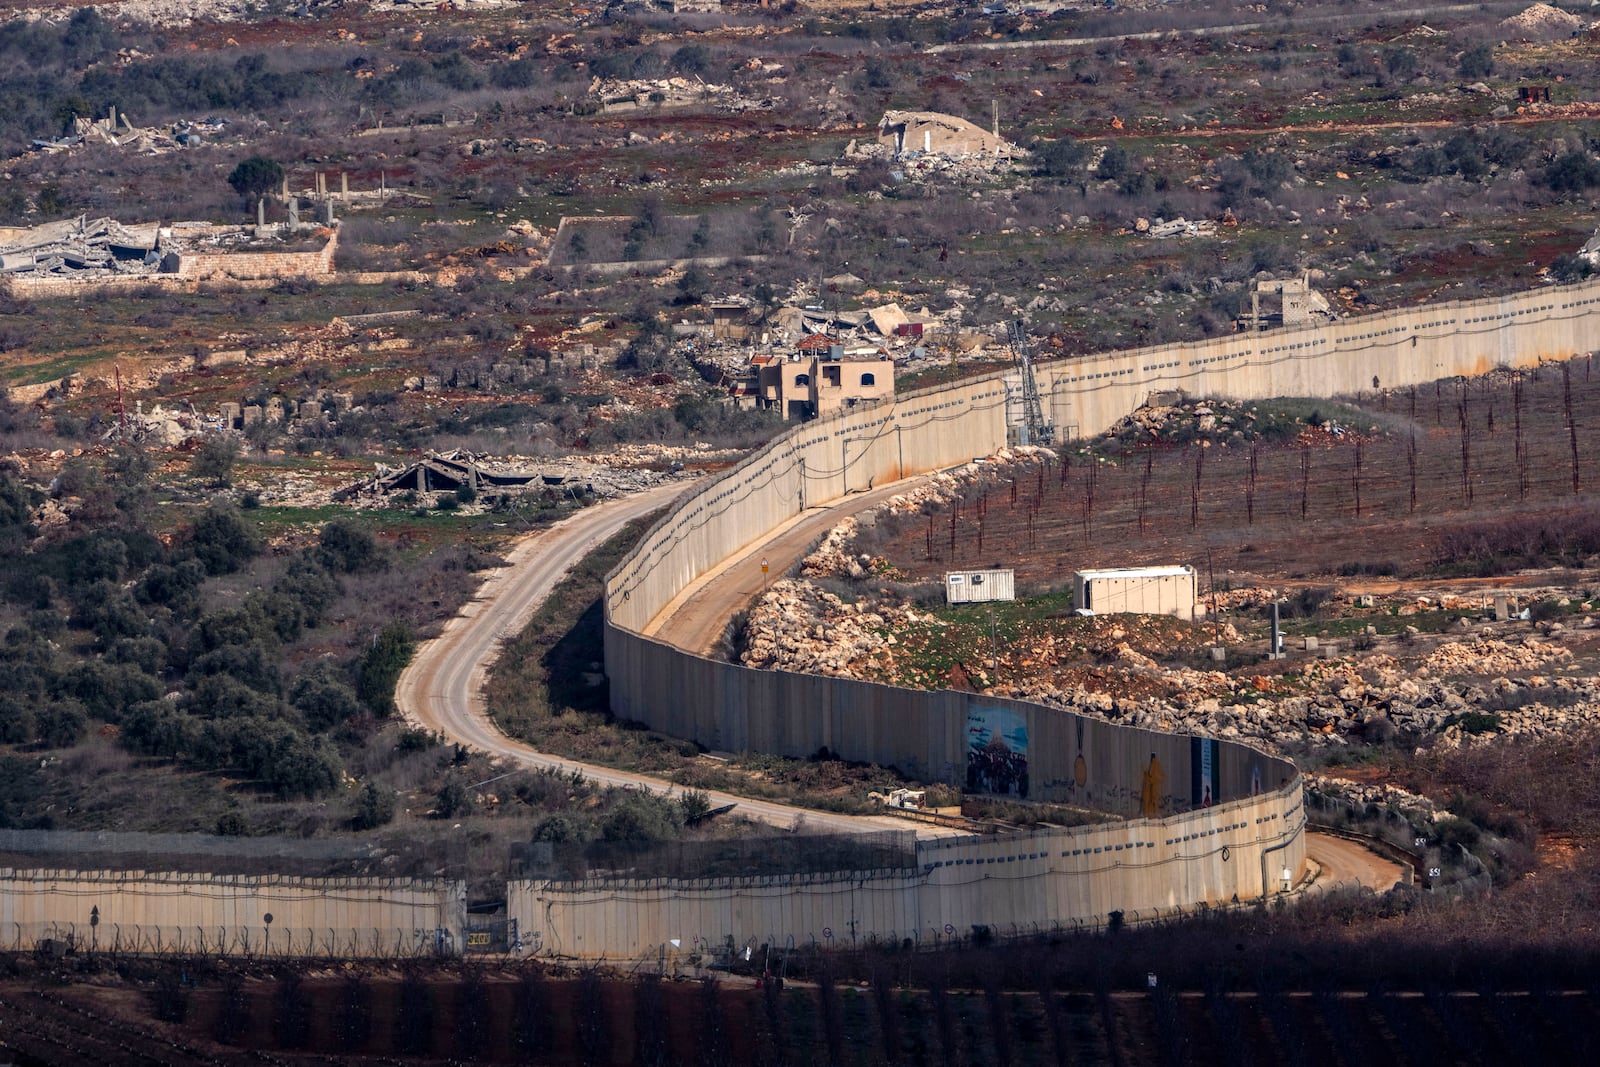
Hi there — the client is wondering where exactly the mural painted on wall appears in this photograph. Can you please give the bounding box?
[1192,737,1219,808]
[1073,718,1088,790]
[1140,753,1165,817]
[966,706,1029,797]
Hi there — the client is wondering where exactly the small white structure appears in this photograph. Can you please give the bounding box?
[945,569,1015,604]
[1073,565,1199,621]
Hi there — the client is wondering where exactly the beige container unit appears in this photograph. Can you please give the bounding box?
[1073,565,1198,621]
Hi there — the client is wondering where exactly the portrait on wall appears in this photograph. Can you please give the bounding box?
[966,705,1029,797]
[1191,736,1219,808]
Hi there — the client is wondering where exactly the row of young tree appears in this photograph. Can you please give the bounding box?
[0,453,413,812]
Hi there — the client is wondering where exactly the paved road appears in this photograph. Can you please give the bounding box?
[1303,831,1409,894]
[395,481,944,838]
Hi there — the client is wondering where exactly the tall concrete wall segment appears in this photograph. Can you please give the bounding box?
[0,868,466,958]
[511,789,1304,961]
[1036,278,1600,440]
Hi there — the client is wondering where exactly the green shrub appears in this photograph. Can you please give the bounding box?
[352,781,396,830]
[356,622,414,718]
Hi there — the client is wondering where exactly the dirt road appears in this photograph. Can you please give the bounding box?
[1304,831,1409,894]
[644,473,941,654]
[395,481,952,838]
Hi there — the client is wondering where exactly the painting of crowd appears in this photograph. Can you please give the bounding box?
[966,707,1030,798]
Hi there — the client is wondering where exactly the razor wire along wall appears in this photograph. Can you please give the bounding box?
[582,277,1600,962]
[0,868,466,958]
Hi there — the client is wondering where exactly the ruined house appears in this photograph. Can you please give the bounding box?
[877,111,1019,158]
[710,301,753,341]
[748,336,894,420]
[347,451,592,499]
[1238,271,1336,331]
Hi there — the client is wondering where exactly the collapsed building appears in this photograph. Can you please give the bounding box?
[343,450,597,500]
[0,216,338,297]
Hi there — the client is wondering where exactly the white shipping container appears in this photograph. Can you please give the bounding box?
[945,569,1015,604]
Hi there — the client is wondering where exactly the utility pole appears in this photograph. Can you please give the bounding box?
[990,605,999,682]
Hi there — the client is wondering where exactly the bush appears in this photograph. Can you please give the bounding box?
[600,790,685,844]
[317,520,385,574]
[1458,44,1493,79]
[227,156,283,203]
[356,622,414,718]
[1550,253,1595,285]
[1543,152,1600,195]
[353,781,396,830]
[1528,599,1567,622]
[189,505,260,576]
[291,666,365,732]
[435,775,472,818]
[1442,711,1501,736]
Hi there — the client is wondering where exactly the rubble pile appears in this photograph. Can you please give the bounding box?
[1419,636,1573,677]
[592,77,745,111]
[1304,774,1442,821]
[1498,2,1583,40]
[345,448,682,502]
[800,517,865,579]
[100,403,206,446]
[740,578,913,677]
[844,139,1022,184]
[0,218,160,279]
[0,216,320,285]
[1135,216,1218,239]
[1208,587,1284,612]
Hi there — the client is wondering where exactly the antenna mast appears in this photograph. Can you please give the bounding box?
[1008,320,1052,446]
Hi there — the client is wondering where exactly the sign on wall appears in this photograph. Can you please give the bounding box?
[966,705,1029,797]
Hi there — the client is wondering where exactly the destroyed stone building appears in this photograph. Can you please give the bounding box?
[876,110,1021,159]
[1238,271,1336,331]
[744,336,894,420]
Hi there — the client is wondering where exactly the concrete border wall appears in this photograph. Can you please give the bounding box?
[0,868,466,958]
[511,789,1303,961]
[1034,278,1600,440]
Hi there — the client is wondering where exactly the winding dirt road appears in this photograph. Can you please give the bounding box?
[395,481,941,837]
